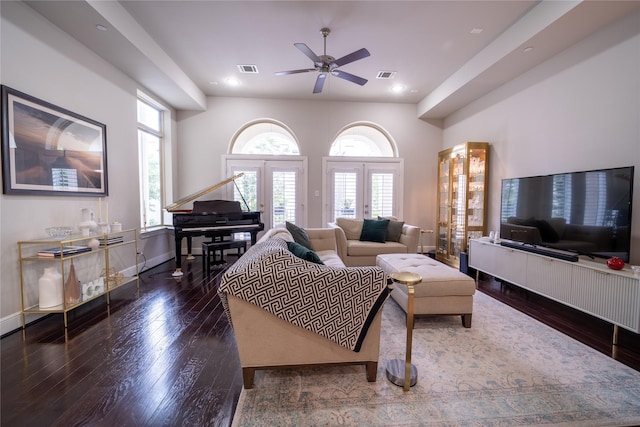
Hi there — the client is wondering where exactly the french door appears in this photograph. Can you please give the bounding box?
[224,155,307,229]
[323,158,403,223]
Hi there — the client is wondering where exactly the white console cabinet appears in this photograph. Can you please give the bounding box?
[468,238,640,335]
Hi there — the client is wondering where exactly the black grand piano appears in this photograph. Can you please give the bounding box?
[165,174,264,276]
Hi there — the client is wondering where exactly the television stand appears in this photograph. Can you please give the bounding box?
[468,238,640,347]
[499,241,579,262]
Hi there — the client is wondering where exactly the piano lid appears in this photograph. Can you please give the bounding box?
[165,173,244,213]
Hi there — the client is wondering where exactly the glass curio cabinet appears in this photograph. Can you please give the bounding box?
[436,142,489,268]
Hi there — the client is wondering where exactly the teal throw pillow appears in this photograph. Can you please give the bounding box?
[286,221,312,249]
[359,218,390,243]
[287,241,324,265]
[378,216,405,242]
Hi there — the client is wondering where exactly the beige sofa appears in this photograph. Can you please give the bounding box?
[330,217,421,266]
[219,227,389,389]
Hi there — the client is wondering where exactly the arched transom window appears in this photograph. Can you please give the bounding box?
[230,119,299,155]
[329,123,397,157]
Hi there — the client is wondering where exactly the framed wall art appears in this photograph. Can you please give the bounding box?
[1,85,108,196]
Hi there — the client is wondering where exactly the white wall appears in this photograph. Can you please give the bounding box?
[443,10,640,265]
[177,97,441,231]
[0,2,173,334]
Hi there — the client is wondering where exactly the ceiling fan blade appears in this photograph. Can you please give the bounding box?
[294,43,322,64]
[332,70,368,86]
[313,73,327,94]
[275,68,316,76]
[333,48,370,67]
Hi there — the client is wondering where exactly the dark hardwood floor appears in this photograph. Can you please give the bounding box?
[2,258,639,426]
[1,257,242,427]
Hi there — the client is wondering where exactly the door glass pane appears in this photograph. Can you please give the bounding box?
[333,172,357,219]
[370,173,393,218]
[272,170,296,227]
[232,170,258,211]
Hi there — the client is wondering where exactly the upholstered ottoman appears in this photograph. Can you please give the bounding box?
[376,253,476,328]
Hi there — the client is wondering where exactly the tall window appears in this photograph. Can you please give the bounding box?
[137,96,166,230]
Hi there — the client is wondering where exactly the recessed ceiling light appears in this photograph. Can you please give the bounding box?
[391,84,405,93]
[225,78,240,86]
[470,28,484,34]
[96,24,108,32]
[523,46,534,53]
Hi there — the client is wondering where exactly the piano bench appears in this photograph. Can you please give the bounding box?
[202,239,248,275]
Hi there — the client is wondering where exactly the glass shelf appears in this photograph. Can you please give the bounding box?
[17,228,139,337]
[435,142,489,268]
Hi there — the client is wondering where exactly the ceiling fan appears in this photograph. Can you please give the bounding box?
[275,28,370,94]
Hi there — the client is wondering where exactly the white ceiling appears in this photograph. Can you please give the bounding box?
[24,1,640,119]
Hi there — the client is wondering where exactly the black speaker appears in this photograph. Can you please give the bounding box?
[459,252,475,278]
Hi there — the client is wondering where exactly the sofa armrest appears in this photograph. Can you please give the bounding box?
[328,222,348,260]
[399,224,420,252]
[306,228,338,252]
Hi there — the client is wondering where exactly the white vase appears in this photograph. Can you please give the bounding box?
[39,267,63,308]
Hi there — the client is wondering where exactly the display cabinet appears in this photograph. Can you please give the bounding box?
[436,142,489,268]
[18,228,138,335]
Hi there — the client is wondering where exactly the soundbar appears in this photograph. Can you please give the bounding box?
[499,241,579,262]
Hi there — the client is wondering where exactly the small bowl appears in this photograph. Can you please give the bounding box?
[45,226,74,237]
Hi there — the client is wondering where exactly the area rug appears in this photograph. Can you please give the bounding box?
[231,292,640,426]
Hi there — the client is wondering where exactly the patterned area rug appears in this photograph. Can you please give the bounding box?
[231,292,640,426]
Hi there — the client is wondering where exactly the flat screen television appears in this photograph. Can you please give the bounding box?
[500,166,634,262]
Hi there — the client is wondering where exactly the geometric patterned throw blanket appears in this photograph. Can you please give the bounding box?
[218,238,389,351]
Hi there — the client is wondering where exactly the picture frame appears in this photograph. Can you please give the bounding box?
[1,85,108,196]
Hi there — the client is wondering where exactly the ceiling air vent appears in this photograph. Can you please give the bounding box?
[376,71,396,79]
[238,64,259,73]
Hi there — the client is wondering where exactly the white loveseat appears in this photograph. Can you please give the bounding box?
[329,217,421,266]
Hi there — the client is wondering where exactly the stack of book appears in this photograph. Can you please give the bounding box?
[37,246,92,258]
[99,236,124,247]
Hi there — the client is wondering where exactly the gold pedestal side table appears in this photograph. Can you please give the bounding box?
[386,271,423,391]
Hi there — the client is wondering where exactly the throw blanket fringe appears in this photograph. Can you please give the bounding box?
[219,238,389,351]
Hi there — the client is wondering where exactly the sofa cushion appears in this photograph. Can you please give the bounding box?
[359,218,390,243]
[286,221,312,249]
[336,218,364,240]
[287,241,324,264]
[536,219,560,243]
[347,240,408,256]
[315,250,345,268]
[378,216,404,242]
[548,217,567,238]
